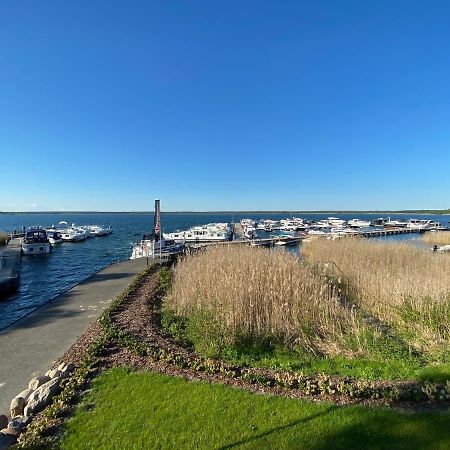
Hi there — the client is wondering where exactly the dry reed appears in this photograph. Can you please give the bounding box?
[0,231,7,246]
[166,246,367,357]
[422,231,450,246]
[302,238,450,354]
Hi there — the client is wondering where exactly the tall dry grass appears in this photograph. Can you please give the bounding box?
[302,238,450,353]
[166,246,367,357]
[422,231,450,246]
[0,231,7,246]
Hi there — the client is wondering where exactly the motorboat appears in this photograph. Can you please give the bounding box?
[164,223,233,243]
[371,218,388,226]
[307,229,328,235]
[82,225,113,236]
[131,199,185,259]
[22,228,51,255]
[46,231,63,245]
[243,226,258,240]
[273,232,300,246]
[240,219,256,228]
[406,219,441,230]
[130,238,185,259]
[348,219,371,228]
[384,218,408,228]
[327,217,347,227]
[256,219,281,232]
[53,222,86,242]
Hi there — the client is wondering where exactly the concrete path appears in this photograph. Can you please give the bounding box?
[0,257,148,416]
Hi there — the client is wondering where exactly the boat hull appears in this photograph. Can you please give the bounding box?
[22,243,51,255]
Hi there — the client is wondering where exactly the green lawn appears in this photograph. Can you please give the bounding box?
[60,368,450,450]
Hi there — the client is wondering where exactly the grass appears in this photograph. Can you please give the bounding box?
[0,231,7,246]
[165,246,370,358]
[60,368,450,450]
[161,244,450,382]
[422,232,450,246]
[302,238,450,356]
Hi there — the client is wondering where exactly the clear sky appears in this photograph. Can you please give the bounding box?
[1,0,450,211]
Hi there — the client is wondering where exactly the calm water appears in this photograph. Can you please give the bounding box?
[0,212,448,330]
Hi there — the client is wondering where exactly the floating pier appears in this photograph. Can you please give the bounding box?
[358,227,424,238]
[0,238,22,298]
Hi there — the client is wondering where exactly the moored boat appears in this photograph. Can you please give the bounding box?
[46,231,63,245]
[22,228,51,255]
[163,223,232,243]
[130,199,185,260]
[348,219,371,228]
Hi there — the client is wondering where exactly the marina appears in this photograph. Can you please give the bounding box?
[1,210,449,331]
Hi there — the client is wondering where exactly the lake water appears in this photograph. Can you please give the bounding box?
[0,212,448,330]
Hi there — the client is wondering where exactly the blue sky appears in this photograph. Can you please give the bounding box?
[1,1,450,211]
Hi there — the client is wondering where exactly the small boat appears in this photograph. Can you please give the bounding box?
[406,219,442,230]
[307,229,327,235]
[131,238,185,259]
[273,232,301,246]
[243,227,258,239]
[22,228,51,255]
[80,225,112,237]
[348,219,371,228]
[131,199,185,259]
[47,231,63,245]
[384,218,408,228]
[434,244,450,253]
[327,217,347,227]
[371,218,388,226]
[164,223,232,243]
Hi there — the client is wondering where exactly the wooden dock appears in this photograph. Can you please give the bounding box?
[358,227,423,238]
[0,238,22,298]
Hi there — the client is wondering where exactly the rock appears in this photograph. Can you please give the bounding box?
[0,416,7,431]
[28,375,50,391]
[0,427,19,437]
[10,397,25,418]
[46,368,62,379]
[24,378,61,417]
[16,388,33,403]
[8,416,30,432]
[0,431,16,448]
[58,363,75,373]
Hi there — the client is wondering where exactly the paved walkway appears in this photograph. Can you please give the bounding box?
[0,257,148,416]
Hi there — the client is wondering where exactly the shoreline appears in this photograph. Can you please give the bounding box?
[0,257,148,416]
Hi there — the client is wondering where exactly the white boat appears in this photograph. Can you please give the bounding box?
[164,223,232,243]
[384,218,408,228]
[22,228,51,255]
[307,229,327,235]
[82,225,113,236]
[327,217,347,227]
[53,222,86,242]
[256,219,281,231]
[406,219,441,230]
[240,218,256,228]
[131,199,185,259]
[273,232,300,246]
[130,238,185,259]
[46,231,63,245]
[435,244,450,253]
[348,219,371,228]
[243,226,257,239]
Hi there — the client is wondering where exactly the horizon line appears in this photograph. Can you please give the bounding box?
[1,209,450,214]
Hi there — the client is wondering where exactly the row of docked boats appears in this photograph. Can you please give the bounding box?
[130,201,235,259]
[240,217,447,240]
[130,222,233,259]
[21,222,113,255]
